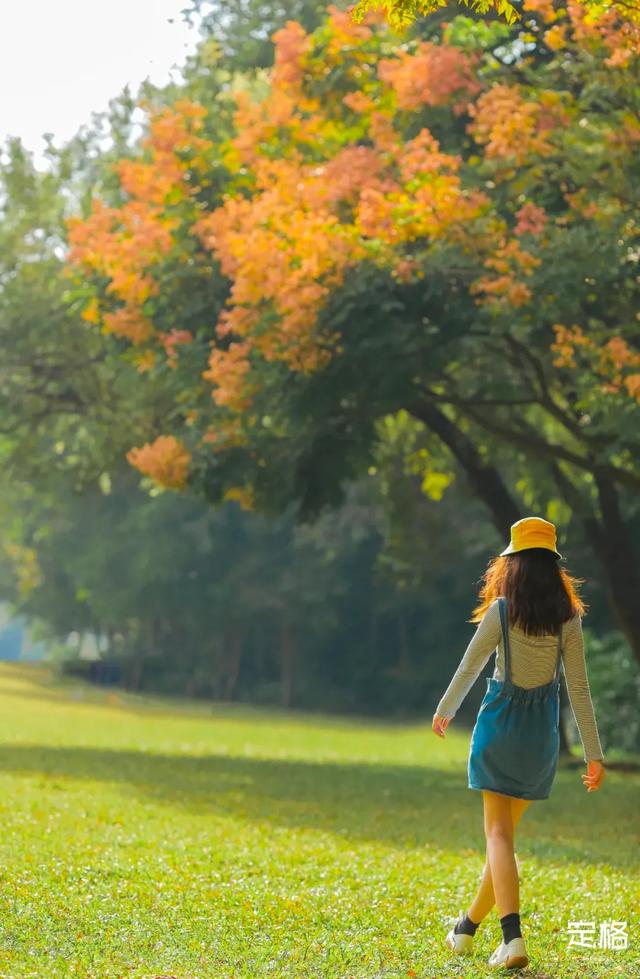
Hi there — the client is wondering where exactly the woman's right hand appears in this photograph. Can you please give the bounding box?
[432,713,450,738]
[582,759,605,792]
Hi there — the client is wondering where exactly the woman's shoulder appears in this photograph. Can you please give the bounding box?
[474,599,502,632]
[484,596,508,625]
[563,609,583,634]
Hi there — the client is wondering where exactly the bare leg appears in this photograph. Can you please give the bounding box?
[467,845,495,925]
[481,790,523,916]
[467,794,532,924]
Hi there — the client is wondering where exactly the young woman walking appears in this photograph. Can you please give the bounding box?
[432,516,606,970]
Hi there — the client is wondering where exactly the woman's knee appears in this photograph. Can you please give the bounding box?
[485,819,514,845]
[482,791,516,844]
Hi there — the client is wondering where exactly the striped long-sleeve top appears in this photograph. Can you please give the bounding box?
[435,598,604,763]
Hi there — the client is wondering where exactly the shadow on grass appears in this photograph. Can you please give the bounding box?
[0,743,636,874]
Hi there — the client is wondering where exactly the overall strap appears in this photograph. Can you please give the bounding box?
[498,597,511,683]
[554,622,563,681]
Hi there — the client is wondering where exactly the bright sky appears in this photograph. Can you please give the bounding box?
[0,0,204,170]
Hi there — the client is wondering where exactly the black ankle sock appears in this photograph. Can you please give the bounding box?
[500,912,522,944]
[454,913,480,937]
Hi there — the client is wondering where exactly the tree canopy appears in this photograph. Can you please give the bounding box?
[59,3,640,665]
[0,0,637,745]
[350,0,640,37]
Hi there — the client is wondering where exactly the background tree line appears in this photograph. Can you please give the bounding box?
[0,0,638,754]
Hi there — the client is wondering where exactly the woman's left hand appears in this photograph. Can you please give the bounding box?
[432,713,450,738]
[582,759,606,792]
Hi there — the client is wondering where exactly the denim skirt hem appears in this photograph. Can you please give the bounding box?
[468,781,549,801]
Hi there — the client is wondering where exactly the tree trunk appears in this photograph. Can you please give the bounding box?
[127,643,145,691]
[280,615,296,709]
[591,468,640,668]
[549,457,640,666]
[398,612,410,677]
[407,397,522,536]
[210,638,225,701]
[410,402,640,665]
[369,606,378,661]
[255,619,267,685]
[224,626,243,701]
[397,613,411,720]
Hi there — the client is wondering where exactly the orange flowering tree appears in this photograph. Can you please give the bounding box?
[351,0,640,35]
[63,2,640,655]
[64,4,639,518]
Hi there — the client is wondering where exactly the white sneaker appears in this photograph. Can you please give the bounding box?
[488,935,529,969]
[444,909,474,955]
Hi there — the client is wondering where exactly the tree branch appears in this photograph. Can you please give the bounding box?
[416,389,640,493]
[405,396,522,536]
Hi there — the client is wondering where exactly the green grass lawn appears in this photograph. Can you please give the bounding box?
[0,662,636,979]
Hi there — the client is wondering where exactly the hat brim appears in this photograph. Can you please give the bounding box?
[500,544,563,560]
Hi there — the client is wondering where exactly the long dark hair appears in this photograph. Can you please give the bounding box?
[470,548,587,636]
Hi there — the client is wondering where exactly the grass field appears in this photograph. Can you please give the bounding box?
[0,661,636,979]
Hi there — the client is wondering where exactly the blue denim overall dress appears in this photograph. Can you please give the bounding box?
[467,597,562,800]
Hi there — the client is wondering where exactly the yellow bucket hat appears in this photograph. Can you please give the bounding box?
[500,516,563,560]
